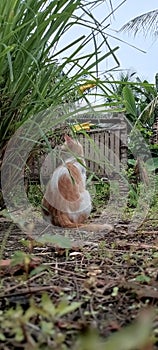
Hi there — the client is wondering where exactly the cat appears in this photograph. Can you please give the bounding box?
[42,134,113,232]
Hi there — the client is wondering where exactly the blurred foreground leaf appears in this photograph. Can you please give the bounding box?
[76,309,154,350]
[37,234,72,248]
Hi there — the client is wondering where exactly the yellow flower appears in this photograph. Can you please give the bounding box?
[79,83,96,93]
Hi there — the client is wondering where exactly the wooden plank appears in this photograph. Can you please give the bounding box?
[109,131,114,169]
[84,133,91,173]
[114,130,120,171]
[91,132,97,174]
[99,131,105,175]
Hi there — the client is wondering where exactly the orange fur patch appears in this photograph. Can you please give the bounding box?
[42,137,99,229]
[58,162,84,202]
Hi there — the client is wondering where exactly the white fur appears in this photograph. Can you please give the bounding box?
[68,189,92,222]
[46,157,92,219]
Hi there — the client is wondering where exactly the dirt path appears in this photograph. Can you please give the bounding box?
[0,218,158,349]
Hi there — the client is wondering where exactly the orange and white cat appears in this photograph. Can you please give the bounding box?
[42,135,113,232]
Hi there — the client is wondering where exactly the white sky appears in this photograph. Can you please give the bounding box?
[57,0,157,84]
[107,0,157,83]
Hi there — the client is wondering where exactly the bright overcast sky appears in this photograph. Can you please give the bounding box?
[107,0,157,83]
[57,0,157,84]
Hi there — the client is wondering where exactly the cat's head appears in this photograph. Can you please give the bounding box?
[61,135,84,157]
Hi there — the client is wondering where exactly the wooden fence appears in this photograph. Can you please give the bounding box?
[26,113,127,186]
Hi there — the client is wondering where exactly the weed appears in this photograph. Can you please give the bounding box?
[0,293,81,348]
[27,184,43,207]
[91,180,110,214]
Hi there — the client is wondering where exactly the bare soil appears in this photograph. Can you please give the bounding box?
[0,214,158,349]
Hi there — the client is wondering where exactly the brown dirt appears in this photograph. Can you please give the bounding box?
[0,216,158,349]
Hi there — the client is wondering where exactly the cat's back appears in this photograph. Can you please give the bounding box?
[49,158,84,192]
[42,135,92,224]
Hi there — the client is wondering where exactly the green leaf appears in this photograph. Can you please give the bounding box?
[103,310,153,350]
[29,265,49,277]
[37,234,72,249]
[145,157,158,171]
[76,310,153,350]
[0,0,120,152]
[11,251,30,266]
[41,293,56,317]
[0,333,6,341]
[14,327,24,342]
[135,274,150,283]
[128,159,136,166]
[40,321,54,336]
[152,252,158,258]
[122,86,137,117]
[56,300,81,317]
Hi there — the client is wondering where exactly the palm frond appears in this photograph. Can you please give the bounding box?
[119,9,158,37]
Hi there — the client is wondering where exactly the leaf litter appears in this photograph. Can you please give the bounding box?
[0,218,158,349]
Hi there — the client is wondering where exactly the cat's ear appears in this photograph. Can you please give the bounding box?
[64,135,73,144]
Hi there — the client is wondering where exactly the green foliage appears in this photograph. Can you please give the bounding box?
[0,0,76,147]
[123,162,158,218]
[104,72,158,134]
[11,250,31,266]
[149,174,158,209]
[122,86,137,118]
[27,184,43,207]
[144,157,158,171]
[0,293,81,347]
[0,0,120,151]
[37,234,72,249]
[128,183,140,209]
[0,291,154,349]
[62,307,153,350]
[91,180,110,213]
[135,274,151,283]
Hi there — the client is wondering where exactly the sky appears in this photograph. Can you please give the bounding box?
[106,0,157,83]
[57,0,157,84]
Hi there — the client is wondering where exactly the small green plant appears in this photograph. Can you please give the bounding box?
[0,293,81,347]
[0,291,154,349]
[135,274,151,284]
[27,184,43,207]
[91,180,110,214]
[128,184,140,208]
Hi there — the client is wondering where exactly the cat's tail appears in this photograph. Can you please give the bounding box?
[42,205,113,232]
[56,212,113,232]
[79,223,113,232]
[67,222,113,232]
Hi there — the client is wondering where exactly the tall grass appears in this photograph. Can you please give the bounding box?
[0,0,120,152]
